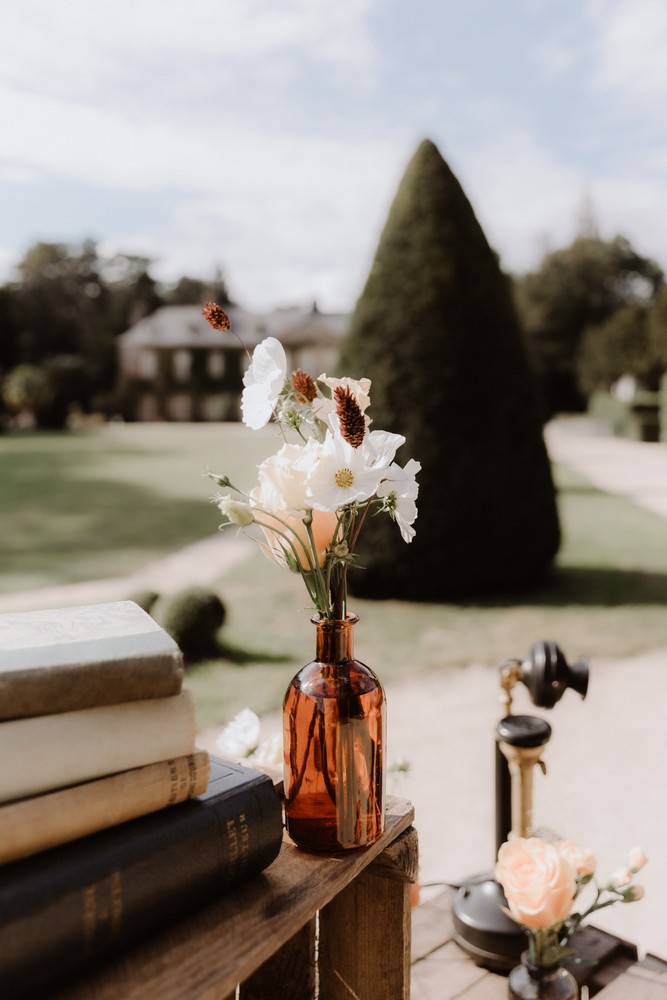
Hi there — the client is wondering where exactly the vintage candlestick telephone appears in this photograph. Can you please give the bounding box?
[451,640,589,972]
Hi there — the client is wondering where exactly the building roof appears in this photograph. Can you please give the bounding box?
[117,303,349,352]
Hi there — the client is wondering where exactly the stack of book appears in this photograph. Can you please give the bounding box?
[0,600,285,999]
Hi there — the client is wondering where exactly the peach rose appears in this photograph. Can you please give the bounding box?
[556,839,596,878]
[495,838,577,930]
[253,501,338,571]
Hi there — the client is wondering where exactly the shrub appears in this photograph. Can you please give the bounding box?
[154,586,226,662]
[338,138,560,600]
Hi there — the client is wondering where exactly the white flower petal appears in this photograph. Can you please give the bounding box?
[216,708,261,759]
[241,382,276,430]
[306,431,383,509]
[365,429,406,469]
[378,458,421,542]
[241,337,287,429]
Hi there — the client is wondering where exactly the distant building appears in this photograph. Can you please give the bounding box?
[116,303,349,421]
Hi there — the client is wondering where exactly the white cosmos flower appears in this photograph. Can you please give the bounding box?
[241,337,287,429]
[313,373,372,428]
[364,429,406,469]
[305,431,384,510]
[378,458,421,543]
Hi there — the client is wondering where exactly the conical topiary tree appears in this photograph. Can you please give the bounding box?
[339,138,560,600]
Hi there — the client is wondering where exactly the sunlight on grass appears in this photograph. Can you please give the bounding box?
[0,424,280,591]
[3,422,667,729]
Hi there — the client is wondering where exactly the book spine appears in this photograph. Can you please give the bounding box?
[0,691,197,803]
[0,751,212,864]
[0,767,284,999]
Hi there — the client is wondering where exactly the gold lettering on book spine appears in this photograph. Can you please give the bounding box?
[82,870,123,954]
[239,813,249,863]
[186,753,198,796]
[167,758,180,805]
[227,817,239,879]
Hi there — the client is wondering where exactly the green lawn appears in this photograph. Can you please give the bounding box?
[3,423,667,729]
[0,423,280,591]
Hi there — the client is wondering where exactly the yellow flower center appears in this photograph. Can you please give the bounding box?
[335,467,355,488]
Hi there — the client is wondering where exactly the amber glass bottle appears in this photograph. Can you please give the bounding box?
[283,614,385,852]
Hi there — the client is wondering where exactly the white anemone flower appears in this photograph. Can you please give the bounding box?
[378,458,421,542]
[305,431,384,510]
[241,337,287,429]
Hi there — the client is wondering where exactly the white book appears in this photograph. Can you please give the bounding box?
[0,689,197,803]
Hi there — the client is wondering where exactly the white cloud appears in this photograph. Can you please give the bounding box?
[590,0,667,105]
[593,175,667,262]
[1,0,667,307]
[0,0,376,101]
[457,130,587,273]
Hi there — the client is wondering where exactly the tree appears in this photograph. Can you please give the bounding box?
[338,138,560,601]
[101,253,163,333]
[649,284,667,372]
[2,364,46,424]
[577,304,657,396]
[515,235,663,417]
[162,270,232,307]
[0,286,20,373]
[8,241,116,411]
[2,242,171,419]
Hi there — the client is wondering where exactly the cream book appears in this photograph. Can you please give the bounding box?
[0,600,184,720]
[0,751,212,864]
[0,689,197,803]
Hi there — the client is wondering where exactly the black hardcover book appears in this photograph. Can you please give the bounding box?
[0,757,284,999]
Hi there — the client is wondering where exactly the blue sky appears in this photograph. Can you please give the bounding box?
[2,0,667,311]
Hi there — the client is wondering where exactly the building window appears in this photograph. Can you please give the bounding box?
[208,351,225,378]
[169,394,192,421]
[173,350,191,381]
[137,349,158,379]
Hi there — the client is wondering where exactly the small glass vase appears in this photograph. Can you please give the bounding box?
[508,952,578,1000]
[282,613,386,852]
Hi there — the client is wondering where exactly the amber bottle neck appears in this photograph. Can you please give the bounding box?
[312,614,358,663]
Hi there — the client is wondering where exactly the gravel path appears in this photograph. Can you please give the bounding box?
[0,533,254,614]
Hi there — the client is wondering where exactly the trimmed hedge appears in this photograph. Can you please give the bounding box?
[338,139,561,600]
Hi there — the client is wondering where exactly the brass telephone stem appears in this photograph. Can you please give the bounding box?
[498,741,547,839]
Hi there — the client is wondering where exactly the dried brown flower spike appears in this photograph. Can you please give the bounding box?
[202,302,232,332]
[291,369,317,404]
[334,386,366,448]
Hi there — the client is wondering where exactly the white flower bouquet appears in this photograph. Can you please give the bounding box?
[203,302,420,620]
